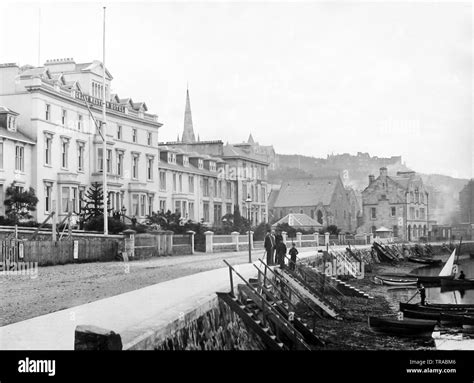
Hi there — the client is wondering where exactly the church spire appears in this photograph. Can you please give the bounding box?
[181,87,196,143]
[248,133,255,144]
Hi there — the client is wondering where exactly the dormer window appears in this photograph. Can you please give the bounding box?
[7,115,16,132]
[210,162,216,172]
[183,156,189,167]
[167,153,176,164]
[198,159,203,169]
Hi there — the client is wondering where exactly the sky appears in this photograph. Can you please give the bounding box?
[0,0,472,178]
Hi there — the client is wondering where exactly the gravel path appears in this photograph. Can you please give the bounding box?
[0,248,314,326]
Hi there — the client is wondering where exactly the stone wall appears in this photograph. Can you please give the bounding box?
[125,295,263,350]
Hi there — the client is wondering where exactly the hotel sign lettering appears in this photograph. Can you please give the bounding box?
[75,92,126,113]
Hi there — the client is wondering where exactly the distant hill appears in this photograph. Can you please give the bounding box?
[270,153,469,225]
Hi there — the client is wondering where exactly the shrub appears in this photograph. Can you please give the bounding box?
[84,216,127,234]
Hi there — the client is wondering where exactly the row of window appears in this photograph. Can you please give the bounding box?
[159,172,235,200]
[97,148,154,181]
[44,183,155,218]
[44,134,155,181]
[158,200,233,223]
[408,190,426,204]
[369,206,426,220]
[242,182,267,203]
[241,161,268,181]
[44,103,154,146]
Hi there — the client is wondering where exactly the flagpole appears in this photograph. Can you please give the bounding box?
[102,6,108,235]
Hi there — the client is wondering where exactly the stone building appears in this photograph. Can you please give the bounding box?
[0,59,162,223]
[271,175,353,232]
[360,167,430,241]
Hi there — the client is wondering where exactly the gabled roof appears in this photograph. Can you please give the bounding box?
[223,144,269,164]
[272,213,322,228]
[75,60,113,80]
[0,106,19,115]
[274,176,341,208]
[132,102,148,112]
[19,67,51,79]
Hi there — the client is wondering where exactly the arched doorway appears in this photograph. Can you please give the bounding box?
[316,210,323,225]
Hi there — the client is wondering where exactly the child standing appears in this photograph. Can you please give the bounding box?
[288,243,299,271]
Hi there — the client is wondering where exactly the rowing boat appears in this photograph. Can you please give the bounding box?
[368,316,437,337]
[400,302,474,312]
[402,309,474,325]
[374,275,417,287]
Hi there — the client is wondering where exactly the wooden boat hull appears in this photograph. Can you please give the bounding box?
[407,257,442,266]
[400,302,474,313]
[416,275,455,285]
[374,276,417,287]
[440,278,474,289]
[402,309,474,326]
[368,316,436,337]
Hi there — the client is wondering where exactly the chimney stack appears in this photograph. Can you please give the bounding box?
[380,167,388,177]
[369,175,375,184]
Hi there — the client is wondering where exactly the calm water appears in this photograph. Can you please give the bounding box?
[388,255,474,305]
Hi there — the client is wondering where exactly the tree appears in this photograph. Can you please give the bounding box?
[80,182,111,223]
[4,183,39,224]
[322,225,340,235]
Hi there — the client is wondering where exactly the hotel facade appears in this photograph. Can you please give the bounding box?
[0,58,161,224]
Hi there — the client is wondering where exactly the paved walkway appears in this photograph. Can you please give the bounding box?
[0,248,321,350]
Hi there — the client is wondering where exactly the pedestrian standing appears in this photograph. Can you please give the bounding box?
[288,242,299,271]
[276,236,287,268]
[264,230,276,265]
[417,282,426,306]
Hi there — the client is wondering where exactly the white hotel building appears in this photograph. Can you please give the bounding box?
[0,58,162,223]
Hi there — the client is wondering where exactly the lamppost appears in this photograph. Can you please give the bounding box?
[121,205,127,224]
[245,194,252,263]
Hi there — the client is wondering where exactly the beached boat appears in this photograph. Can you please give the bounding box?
[401,309,474,326]
[407,257,442,266]
[374,275,417,287]
[368,316,437,337]
[400,302,474,312]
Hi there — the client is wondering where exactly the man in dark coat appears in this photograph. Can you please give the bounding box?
[264,230,276,265]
